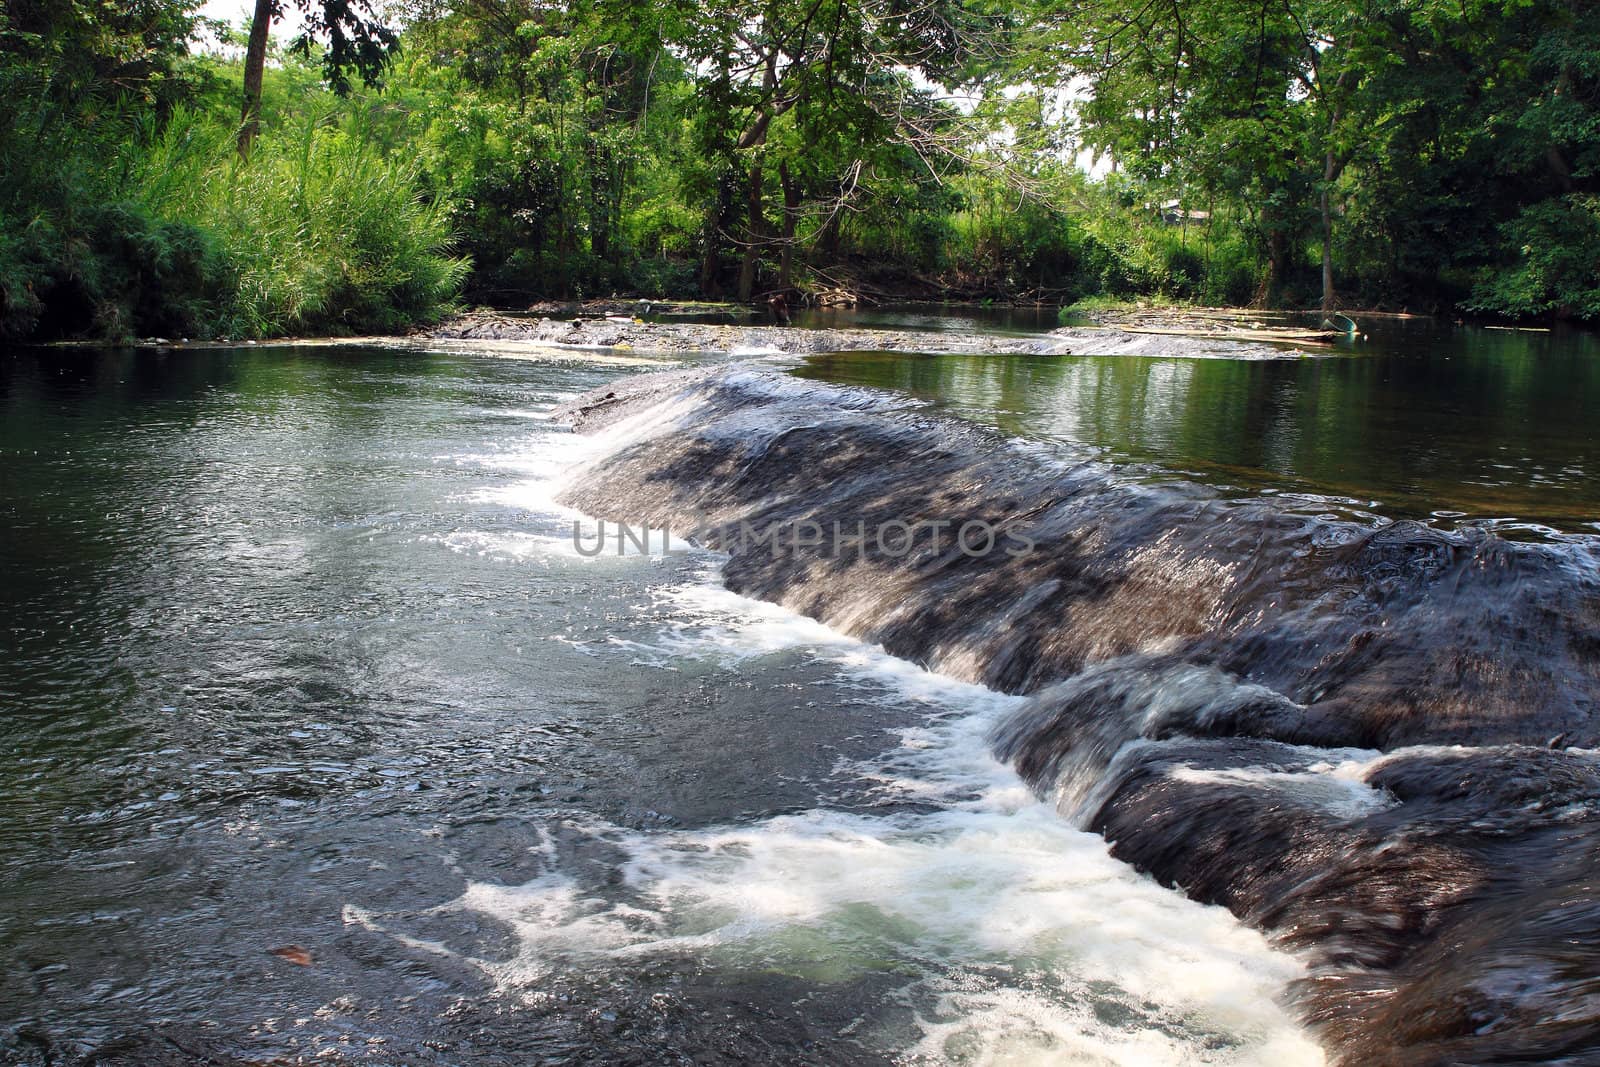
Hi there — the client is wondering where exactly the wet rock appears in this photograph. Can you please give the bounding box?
[555,361,1600,1064]
[556,365,1599,750]
[3,1026,263,1066]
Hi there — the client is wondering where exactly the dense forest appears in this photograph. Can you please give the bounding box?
[2,0,1598,341]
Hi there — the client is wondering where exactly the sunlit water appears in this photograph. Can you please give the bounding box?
[0,346,1318,1064]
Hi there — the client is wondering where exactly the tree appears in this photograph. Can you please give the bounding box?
[674,0,1006,301]
[238,0,397,155]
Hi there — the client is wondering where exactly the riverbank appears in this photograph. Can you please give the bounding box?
[88,300,1569,360]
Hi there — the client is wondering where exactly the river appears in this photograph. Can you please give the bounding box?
[1,315,1595,1064]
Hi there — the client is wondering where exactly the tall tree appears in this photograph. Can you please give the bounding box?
[238,0,397,155]
[677,0,1005,300]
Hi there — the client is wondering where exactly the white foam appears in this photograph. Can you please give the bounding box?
[378,385,1324,1064]
[428,398,701,563]
[430,529,588,563]
[348,565,1321,1064]
[379,336,677,365]
[1169,759,1395,820]
[649,570,862,660]
[467,432,609,516]
[350,801,1318,1065]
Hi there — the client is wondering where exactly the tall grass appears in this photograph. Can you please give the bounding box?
[135,107,469,338]
[0,99,468,341]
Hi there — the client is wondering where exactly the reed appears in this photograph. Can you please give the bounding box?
[0,100,468,341]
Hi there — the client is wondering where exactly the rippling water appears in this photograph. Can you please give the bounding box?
[0,345,1318,1065]
[545,343,1600,1062]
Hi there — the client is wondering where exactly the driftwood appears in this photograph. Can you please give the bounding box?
[1117,324,1341,346]
[1073,305,1354,346]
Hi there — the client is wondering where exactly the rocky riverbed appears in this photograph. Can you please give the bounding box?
[423,311,1318,360]
[555,361,1600,1065]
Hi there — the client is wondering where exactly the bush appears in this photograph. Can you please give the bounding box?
[226,128,469,334]
[626,256,697,299]
[490,247,623,299]
[624,199,701,258]
[1467,195,1600,320]
[1204,246,1261,306]
[0,99,469,342]
[0,219,53,339]
[1058,294,1136,323]
[83,203,230,338]
[0,203,228,340]
[141,113,470,336]
[1161,243,1205,300]
[1080,228,1161,296]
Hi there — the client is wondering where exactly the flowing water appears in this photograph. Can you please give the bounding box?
[0,344,1316,1065]
[1,319,1596,1064]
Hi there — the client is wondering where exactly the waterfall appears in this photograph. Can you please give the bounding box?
[555,362,1600,1063]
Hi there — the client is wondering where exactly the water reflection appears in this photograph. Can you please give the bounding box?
[793,322,1600,531]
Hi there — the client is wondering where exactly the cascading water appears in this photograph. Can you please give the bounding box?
[348,572,1324,1065]
[5,339,1594,1065]
[552,361,1600,1064]
[0,344,1328,1067]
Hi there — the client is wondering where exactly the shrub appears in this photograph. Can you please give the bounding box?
[1161,243,1205,300]
[138,110,470,337]
[1201,242,1261,306]
[1467,195,1600,320]
[0,202,228,340]
[0,99,469,342]
[626,256,697,299]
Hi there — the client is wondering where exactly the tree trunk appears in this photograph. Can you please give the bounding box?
[588,142,610,263]
[736,160,764,303]
[1320,150,1338,313]
[699,181,732,297]
[816,210,840,260]
[1255,203,1288,307]
[699,210,722,297]
[238,0,274,158]
[816,179,844,260]
[777,160,800,291]
[1320,187,1335,313]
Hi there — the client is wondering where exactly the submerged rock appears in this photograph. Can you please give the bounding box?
[554,361,1600,1063]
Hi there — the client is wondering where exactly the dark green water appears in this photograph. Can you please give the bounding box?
[794,320,1600,533]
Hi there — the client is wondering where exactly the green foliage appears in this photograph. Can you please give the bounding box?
[624,256,697,299]
[1200,240,1261,307]
[6,0,1600,335]
[1467,196,1600,320]
[0,44,466,341]
[0,187,231,338]
[1049,0,1600,318]
[1057,294,1136,323]
[0,36,233,341]
[165,112,470,336]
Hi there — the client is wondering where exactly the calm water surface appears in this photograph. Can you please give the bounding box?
[794,318,1600,533]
